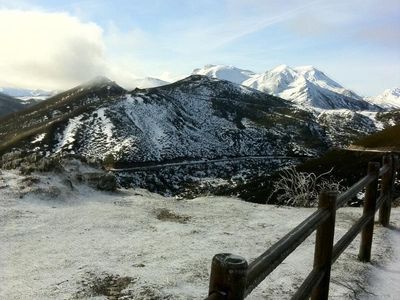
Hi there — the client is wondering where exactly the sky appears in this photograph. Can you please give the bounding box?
[0,0,399,96]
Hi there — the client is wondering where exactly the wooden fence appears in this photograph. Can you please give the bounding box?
[205,153,400,300]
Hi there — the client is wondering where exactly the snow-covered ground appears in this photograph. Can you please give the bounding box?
[1,170,399,299]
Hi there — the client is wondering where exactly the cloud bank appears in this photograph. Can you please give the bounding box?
[0,1,398,95]
[0,9,109,90]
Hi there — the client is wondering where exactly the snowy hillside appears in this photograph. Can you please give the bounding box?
[317,109,378,146]
[193,64,379,111]
[0,75,329,165]
[192,64,256,84]
[131,77,169,89]
[366,88,400,109]
[1,169,399,299]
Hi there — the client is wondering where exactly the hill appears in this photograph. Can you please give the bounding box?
[0,75,329,164]
[0,92,25,118]
[0,76,126,155]
[349,124,400,151]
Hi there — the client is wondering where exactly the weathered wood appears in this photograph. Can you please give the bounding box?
[245,209,330,296]
[205,154,397,300]
[332,214,373,263]
[206,292,225,300]
[311,191,337,300]
[393,155,399,195]
[209,253,229,299]
[359,162,380,262]
[291,269,325,300]
[379,155,393,227]
[208,253,248,300]
[336,174,374,208]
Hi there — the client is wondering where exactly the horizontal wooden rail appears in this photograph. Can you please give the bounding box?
[245,209,330,296]
[332,214,373,263]
[205,153,399,300]
[291,269,325,300]
[336,174,374,208]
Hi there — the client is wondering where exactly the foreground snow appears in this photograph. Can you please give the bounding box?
[1,170,399,299]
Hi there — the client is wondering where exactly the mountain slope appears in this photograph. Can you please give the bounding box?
[131,77,169,89]
[317,109,378,146]
[192,64,256,84]
[349,124,400,151]
[366,88,400,109]
[243,65,377,110]
[0,75,329,164]
[376,109,400,127]
[0,76,126,153]
[0,92,25,118]
[193,64,379,111]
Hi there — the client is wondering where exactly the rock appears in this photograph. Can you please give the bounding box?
[37,157,63,172]
[25,152,42,163]
[62,178,74,190]
[97,173,118,191]
[83,172,118,191]
[1,150,25,163]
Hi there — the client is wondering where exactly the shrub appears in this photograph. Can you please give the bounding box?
[268,167,344,207]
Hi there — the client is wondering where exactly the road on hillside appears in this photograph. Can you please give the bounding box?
[110,155,306,172]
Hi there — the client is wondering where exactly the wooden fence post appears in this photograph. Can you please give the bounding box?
[359,162,380,262]
[208,253,248,300]
[393,155,399,196]
[379,155,393,227]
[311,191,337,300]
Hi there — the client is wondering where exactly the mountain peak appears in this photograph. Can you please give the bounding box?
[382,87,400,97]
[131,77,169,89]
[192,64,255,84]
[270,64,292,73]
[293,65,318,73]
[366,87,400,109]
[82,76,115,88]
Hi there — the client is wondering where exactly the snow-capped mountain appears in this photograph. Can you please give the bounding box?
[192,64,256,85]
[0,87,57,102]
[193,64,378,111]
[131,77,169,89]
[0,75,330,163]
[0,92,25,118]
[365,88,400,109]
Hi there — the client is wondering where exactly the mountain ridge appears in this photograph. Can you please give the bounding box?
[366,88,400,109]
[193,64,380,111]
[0,75,330,164]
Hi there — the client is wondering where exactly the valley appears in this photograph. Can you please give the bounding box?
[0,66,399,200]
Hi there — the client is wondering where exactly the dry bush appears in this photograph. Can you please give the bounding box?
[268,167,344,207]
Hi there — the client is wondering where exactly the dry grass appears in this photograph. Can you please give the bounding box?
[154,208,191,224]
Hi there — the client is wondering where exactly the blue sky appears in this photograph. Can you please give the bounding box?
[0,0,399,95]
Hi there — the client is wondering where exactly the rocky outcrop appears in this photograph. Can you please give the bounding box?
[1,151,118,192]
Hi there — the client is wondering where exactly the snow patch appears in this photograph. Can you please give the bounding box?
[1,170,399,299]
[55,115,83,152]
[31,133,46,144]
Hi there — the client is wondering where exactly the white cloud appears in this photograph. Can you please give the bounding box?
[0,9,111,90]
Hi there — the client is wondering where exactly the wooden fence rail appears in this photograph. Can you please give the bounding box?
[205,154,400,300]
